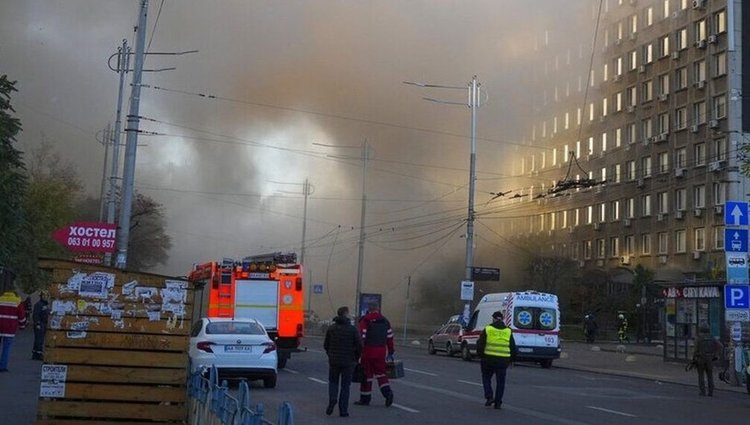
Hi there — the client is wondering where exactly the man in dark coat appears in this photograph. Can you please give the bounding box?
[476,310,516,409]
[693,327,723,396]
[324,306,362,417]
[32,291,49,360]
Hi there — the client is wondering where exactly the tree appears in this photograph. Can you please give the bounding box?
[0,75,31,289]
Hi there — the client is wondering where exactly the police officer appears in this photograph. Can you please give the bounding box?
[476,310,516,409]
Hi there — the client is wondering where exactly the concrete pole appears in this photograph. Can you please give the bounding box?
[98,124,111,221]
[403,275,411,344]
[105,40,129,266]
[115,0,148,269]
[301,178,310,313]
[462,76,480,321]
[354,140,369,318]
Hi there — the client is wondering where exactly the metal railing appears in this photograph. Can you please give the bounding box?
[187,366,294,425]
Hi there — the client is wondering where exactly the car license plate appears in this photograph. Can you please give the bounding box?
[225,345,253,353]
[518,347,533,353]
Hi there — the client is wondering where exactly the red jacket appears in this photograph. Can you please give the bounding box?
[359,312,394,354]
[0,291,27,337]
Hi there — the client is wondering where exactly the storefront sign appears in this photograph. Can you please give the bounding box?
[661,286,721,298]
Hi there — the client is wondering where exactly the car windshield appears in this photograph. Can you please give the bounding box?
[513,307,557,331]
[206,322,265,335]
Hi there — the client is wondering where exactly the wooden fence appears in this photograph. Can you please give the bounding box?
[36,259,195,424]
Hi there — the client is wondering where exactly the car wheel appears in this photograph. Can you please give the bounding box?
[461,344,472,361]
[264,374,277,388]
[277,356,288,369]
[428,340,436,355]
[540,359,553,369]
[446,342,454,357]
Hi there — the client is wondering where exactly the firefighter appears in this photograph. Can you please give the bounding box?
[354,303,394,407]
[476,310,516,409]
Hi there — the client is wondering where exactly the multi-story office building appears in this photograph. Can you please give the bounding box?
[506,0,749,285]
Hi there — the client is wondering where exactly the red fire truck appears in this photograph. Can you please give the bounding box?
[188,252,304,368]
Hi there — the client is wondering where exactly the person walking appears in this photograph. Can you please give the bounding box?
[476,310,516,409]
[617,314,629,343]
[0,288,27,372]
[32,291,50,361]
[354,302,395,407]
[692,327,723,396]
[583,314,598,343]
[324,306,362,417]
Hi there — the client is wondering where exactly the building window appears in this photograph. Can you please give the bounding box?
[574,208,580,226]
[626,160,636,180]
[625,235,635,255]
[642,234,652,255]
[642,80,653,102]
[628,123,637,144]
[675,107,687,129]
[714,94,727,119]
[658,74,670,96]
[694,143,706,167]
[677,28,688,50]
[642,118,653,140]
[694,185,706,208]
[611,200,620,221]
[614,164,622,183]
[642,194,652,216]
[602,132,608,152]
[658,151,669,173]
[587,205,593,224]
[660,35,670,57]
[616,92,623,111]
[645,7,654,26]
[714,227,724,250]
[675,188,686,210]
[630,14,638,34]
[626,198,635,218]
[629,50,638,71]
[584,240,592,259]
[694,101,706,125]
[695,228,705,251]
[715,52,727,76]
[713,182,726,205]
[676,67,687,90]
[603,63,609,81]
[715,10,726,34]
[599,203,606,222]
[658,191,669,213]
[642,156,652,178]
[714,138,727,161]
[694,19,707,43]
[615,128,622,147]
[616,56,623,76]
[588,137,595,155]
[658,232,669,254]
[643,43,653,64]
[663,0,671,19]
[675,230,686,253]
[610,237,620,257]
[628,86,637,106]
[694,60,706,84]
[676,147,687,168]
[679,0,688,10]
[597,239,606,259]
[602,98,608,116]
[658,112,670,133]
[601,167,607,183]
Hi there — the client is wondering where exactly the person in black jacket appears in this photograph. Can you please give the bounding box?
[31,291,49,361]
[324,306,362,417]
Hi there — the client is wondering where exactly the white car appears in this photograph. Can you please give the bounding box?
[189,318,278,388]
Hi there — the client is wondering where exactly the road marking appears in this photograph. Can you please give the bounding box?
[305,348,324,354]
[282,368,299,374]
[308,377,327,385]
[585,406,637,417]
[457,379,482,387]
[404,368,438,376]
[392,403,419,413]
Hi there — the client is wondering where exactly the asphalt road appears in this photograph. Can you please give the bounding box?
[243,336,750,425]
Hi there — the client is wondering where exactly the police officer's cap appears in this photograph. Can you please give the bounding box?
[492,311,504,320]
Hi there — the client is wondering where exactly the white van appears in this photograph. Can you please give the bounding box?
[460,291,561,368]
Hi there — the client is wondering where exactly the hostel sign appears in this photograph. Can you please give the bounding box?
[51,222,117,253]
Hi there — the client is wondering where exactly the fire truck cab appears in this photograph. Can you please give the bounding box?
[189,252,304,368]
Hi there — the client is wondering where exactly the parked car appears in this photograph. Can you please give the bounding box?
[428,323,464,356]
[189,318,278,388]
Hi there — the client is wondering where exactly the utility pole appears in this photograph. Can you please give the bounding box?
[404,76,482,323]
[301,178,311,315]
[403,275,411,344]
[354,139,369,318]
[97,124,111,221]
[105,39,130,266]
[115,0,148,269]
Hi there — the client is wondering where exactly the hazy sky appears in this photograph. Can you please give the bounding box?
[0,1,591,318]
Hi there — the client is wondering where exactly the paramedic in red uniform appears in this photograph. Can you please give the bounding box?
[354,302,394,407]
[0,287,27,372]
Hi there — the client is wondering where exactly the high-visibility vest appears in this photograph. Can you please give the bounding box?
[484,326,512,358]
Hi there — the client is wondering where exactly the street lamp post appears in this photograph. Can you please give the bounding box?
[404,76,482,322]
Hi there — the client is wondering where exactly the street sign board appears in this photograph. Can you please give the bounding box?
[725,229,749,253]
[460,280,475,301]
[732,322,743,340]
[724,285,750,309]
[313,284,323,294]
[726,252,749,284]
[472,267,500,281]
[725,201,750,226]
[51,222,117,253]
[726,309,750,322]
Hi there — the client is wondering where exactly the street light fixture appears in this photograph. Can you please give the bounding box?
[404,76,482,323]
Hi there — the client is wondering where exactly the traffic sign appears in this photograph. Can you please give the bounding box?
[725,201,749,226]
[726,309,750,322]
[313,284,323,294]
[724,284,750,309]
[472,267,500,281]
[460,280,475,301]
[725,229,749,253]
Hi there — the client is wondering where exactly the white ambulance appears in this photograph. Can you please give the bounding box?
[460,290,561,368]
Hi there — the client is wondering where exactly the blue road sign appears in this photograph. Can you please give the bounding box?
[725,285,750,309]
[726,252,749,284]
[725,229,749,253]
[725,201,750,226]
[313,284,323,294]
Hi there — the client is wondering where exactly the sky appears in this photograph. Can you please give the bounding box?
[0,0,593,320]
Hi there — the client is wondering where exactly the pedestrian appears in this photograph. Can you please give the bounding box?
[32,291,50,361]
[354,302,394,407]
[583,314,598,343]
[324,306,362,417]
[21,297,31,329]
[692,327,723,396]
[617,313,629,343]
[0,287,27,372]
[476,310,516,409]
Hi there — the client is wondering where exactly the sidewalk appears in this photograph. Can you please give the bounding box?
[1,327,40,425]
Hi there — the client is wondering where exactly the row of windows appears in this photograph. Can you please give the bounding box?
[520,137,727,174]
[576,227,724,260]
[604,8,726,50]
